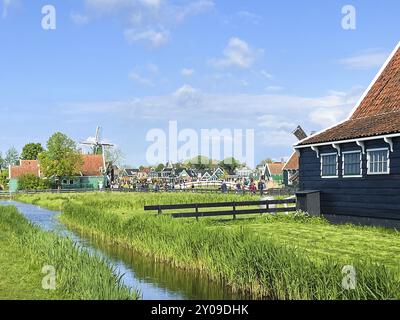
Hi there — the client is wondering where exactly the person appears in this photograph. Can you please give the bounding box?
[249,182,256,194]
[191,184,195,193]
[221,181,228,193]
[235,181,241,194]
[258,180,265,196]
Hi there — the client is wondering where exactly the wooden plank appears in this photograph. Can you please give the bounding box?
[171,207,297,218]
[144,199,296,211]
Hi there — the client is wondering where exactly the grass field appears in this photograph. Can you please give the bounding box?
[15,192,400,299]
[0,205,139,300]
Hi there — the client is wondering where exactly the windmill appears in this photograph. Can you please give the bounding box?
[80,126,115,172]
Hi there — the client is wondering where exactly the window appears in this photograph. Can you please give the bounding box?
[343,151,362,177]
[321,153,338,177]
[69,180,74,185]
[367,149,390,174]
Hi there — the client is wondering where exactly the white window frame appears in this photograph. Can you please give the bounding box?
[367,148,390,175]
[342,150,362,178]
[320,153,338,178]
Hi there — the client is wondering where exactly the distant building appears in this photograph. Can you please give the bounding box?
[138,168,150,180]
[9,160,41,191]
[282,152,299,187]
[120,168,139,182]
[148,169,160,179]
[9,155,107,192]
[235,166,254,178]
[264,162,285,185]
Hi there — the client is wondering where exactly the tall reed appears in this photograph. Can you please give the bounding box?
[0,205,139,300]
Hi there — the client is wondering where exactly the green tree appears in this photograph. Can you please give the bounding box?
[0,170,8,190]
[17,174,50,191]
[21,143,44,160]
[186,155,212,170]
[0,152,4,170]
[4,147,19,166]
[219,157,241,173]
[38,132,83,189]
[155,163,165,172]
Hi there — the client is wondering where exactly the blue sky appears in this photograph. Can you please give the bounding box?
[0,0,399,167]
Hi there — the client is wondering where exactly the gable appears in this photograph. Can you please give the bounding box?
[267,163,285,176]
[283,152,299,171]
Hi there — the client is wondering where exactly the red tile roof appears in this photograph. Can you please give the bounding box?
[9,155,104,178]
[10,160,40,178]
[267,162,285,175]
[283,152,299,171]
[80,155,104,176]
[299,42,400,146]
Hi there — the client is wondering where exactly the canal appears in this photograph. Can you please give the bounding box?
[0,200,248,300]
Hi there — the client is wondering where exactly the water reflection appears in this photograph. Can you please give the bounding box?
[0,200,250,300]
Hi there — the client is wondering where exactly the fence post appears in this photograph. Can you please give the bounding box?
[195,204,199,221]
[233,202,237,220]
[158,205,162,215]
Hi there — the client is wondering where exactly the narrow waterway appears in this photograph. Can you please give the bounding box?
[0,200,249,300]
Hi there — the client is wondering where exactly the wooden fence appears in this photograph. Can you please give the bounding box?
[144,198,297,220]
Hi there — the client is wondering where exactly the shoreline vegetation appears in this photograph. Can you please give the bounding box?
[0,205,138,300]
[14,192,400,300]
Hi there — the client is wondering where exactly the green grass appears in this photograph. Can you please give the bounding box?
[15,192,400,300]
[0,205,139,300]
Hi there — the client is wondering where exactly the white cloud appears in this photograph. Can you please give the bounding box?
[139,0,162,9]
[181,68,194,76]
[266,86,284,92]
[63,85,363,147]
[129,72,154,86]
[309,108,345,127]
[173,84,202,107]
[173,0,214,22]
[129,64,160,86]
[236,11,262,24]
[260,70,273,79]
[125,28,169,47]
[258,130,296,147]
[70,12,90,25]
[211,37,262,69]
[81,0,213,48]
[339,49,390,70]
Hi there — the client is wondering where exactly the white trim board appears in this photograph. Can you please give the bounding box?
[295,133,400,149]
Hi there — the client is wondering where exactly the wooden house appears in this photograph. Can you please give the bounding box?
[295,42,400,226]
[282,152,299,187]
[9,155,106,191]
[264,162,285,186]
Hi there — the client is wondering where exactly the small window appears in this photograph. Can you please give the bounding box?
[62,179,67,184]
[70,180,74,185]
[368,149,389,174]
[321,153,338,177]
[343,151,362,177]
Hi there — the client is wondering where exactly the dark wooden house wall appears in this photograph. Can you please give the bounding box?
[299,137,400,220]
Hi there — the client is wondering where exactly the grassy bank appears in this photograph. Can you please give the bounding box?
[16,192,400,299]
[0,205,139,300]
